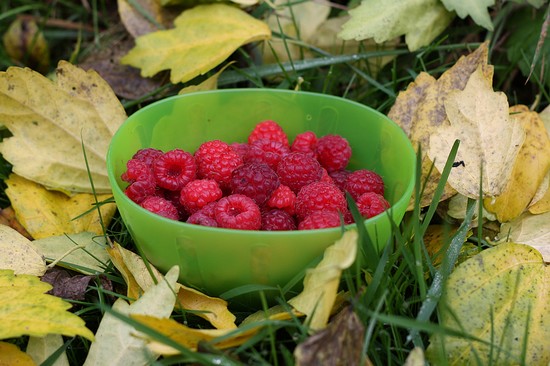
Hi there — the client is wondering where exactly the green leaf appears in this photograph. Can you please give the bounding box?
[441,0,495,30]
[338,0,455,51]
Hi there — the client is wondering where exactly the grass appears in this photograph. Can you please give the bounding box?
[0,1,548,365]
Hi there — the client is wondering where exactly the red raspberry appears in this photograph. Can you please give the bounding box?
[266,184,296,215]
[316,134,351,172]
[214,194,261,230]
[195,140,243,189]
[187,212,218,227]
[261,209,296,231]
[124,179,156,204]
[298,210,342,230]
[329,169,352,192]
[162,188,188,220]
[153,149,196,191]
[295,181,347,220]
[344,169,385,200]
[320,168,334,185]
[291,131,317,158]
[276,152,323,193]
[230,163,280,206]
[132,148,163,168]
[140,196,179,220]
[245,139,290,170]
[121,159,154,183]
[248,120,289,147]
[357,192,390,219]
[180,179,223,214]
[230,142,250,160]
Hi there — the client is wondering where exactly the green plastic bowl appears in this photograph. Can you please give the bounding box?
[107,89,415,299]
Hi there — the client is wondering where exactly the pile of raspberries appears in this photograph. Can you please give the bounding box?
[120,120,390,231]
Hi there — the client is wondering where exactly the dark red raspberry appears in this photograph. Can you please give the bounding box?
[248,120,289,147]
[195,140,243,189]
[187,212,218,227]
[261,209,296,231]
[230,142,250,160]
[344,169,385,200]
[266,184,296,215]
[329,169,352,192]
[121,159,154,183]
[140,196,179,220]
[153,149,196,191]
[245,138,290,170]
[295,181,347,220]
[124,179,156,204]
[214,194,261,230]
[298,210,342,230]
[162,188,188,220]
[131,148,164,168]
[180,179,223,214]
[315,134,351,172]
[357,192,390,219]
[291,131,317,158]
[276,152,323,193]
[230,163,280,206]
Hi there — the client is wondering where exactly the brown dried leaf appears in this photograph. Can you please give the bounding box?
[41,267,113,302]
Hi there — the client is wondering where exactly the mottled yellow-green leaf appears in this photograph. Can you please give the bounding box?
[2,18,49,73]
[0,341,36,366]
[428,67,526,199]
[288,230,357,331]
[26,334,69,366]
[5,174,116,239]
[0,224,46,276]
[484,105,550,221]
[427,243,550,365]
[0,270,94,341]
[121,4,271,83]
[0,61,127,194]
[441,0,494,30]
[338,0,455,51]
[499,211,550,262]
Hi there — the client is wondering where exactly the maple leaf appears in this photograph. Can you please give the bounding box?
[0,224,46,276]
[0,269,94,341]
[0,61,127,194]
[426,243,550,365]
[440,0,495,30]
[120,4,271,84]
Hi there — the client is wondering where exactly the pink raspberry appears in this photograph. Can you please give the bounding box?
[290,131,317,158]
[245,138,290,170]
[329,169,352,192]
[276,152,322,193]
[214,194,261,230]
[230,142,250,160]
[195,140,243,189]
[121,159,154,184]
[187,212,218,227]
[153,149,196,191]
[140,196,179,220]
[124,179,156,204]
[180,179,223,214]
[357,192,390,219]
[266,184,296,215]
[298,210,342,230]
[344,169,385,200]
[230,163,280,206]
[295,181,347,220]
[248,120,289,147]
[131,148,164,168]
[315,134,351,172]
[261,209,296,231]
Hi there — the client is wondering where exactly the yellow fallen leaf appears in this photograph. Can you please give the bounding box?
[0,224,46,276]
[0,61,127,194]
[427,243,550,365]
[288,230,357,331]
[5,174,116,239]
[2,18,49,74]
[428,66,526,199]
[499,211,550,262]
[121,3,271,83]
[178,61,235,95]
[0,341,36,366]
[26,334,69,366]
[388,42,492,208]
[105,243,143,301]
[117,0,177,38]
[484,105,550,221]
[0,269,94,341]
[528,106,550,214]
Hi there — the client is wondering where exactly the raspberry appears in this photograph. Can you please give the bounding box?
[276,152,323,193]
[180,179,223,214]
[316,134,351,172]
[195,140,243,189]
[290,131,317,158]
[214,194,261,230]
[248,120,289,147]
[295,181,347,220]
[320,168,334,185]
[298,210,342,230]
[261,209,296,231]
[162,188,188,220]
[187,212,218,227]
[356,192,390,219]
[121,159,154,183]
[132,148,164,168]
[245,138,290,170]
[329,169,352,192]
[344,169,385,200]
[153,149,196,191]
[140,196,179,220]
[266,184,296,215]
[124,179,156,204]
[230,142,250,160]
[230,163,280,206]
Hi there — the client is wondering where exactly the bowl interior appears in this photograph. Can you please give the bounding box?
[107,89,415,298]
